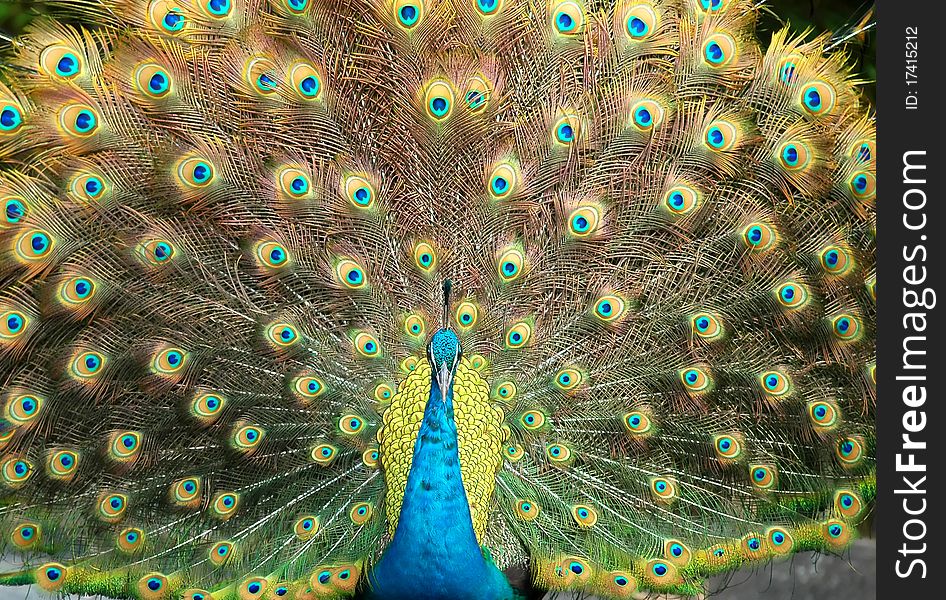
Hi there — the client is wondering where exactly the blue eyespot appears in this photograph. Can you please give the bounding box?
[247,582,261,594]
[149,72,169,94]
[556,12,575,33]
[634,106,652,128]
[557,123,574,142]
[670,543,683,557]
[0,105,22,131]
[56,53,80,77]
[162,10,185,32]
[706,127,725,148]
[627,16,648,38]
[652,562,668,576]
[207,0,231,16]
[317,571,331,584]
[705,42,723,63]
[476,0,498,15]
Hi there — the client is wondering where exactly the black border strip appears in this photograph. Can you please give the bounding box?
[877,1,945,596]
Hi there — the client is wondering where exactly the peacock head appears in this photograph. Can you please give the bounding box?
[427,328,461,402]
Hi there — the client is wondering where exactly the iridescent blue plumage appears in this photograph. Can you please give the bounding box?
[365,331,514,600]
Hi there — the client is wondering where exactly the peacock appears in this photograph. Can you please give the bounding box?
[0,0,875,598]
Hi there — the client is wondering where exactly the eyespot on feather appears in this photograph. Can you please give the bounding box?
[134,63,173,98]
[97,492,128,522]
[344,175,375,208]
[295,515,320,539]
[35,563,67,592]
[551,1,586,37]
[171,476,201,507]
[40,45,84,79]
[514,498,540,520]
[11,522,41,549]
[14,228,56,263]
[571,504,597,527]
[209,541,235,566]
[335,259,367,289]
[505,321,532,349]
[176,157,215,188]
[245,56,279,96]
[702,32,736,67]
[567,206,601,237]
[277,167,312,199]
[138,572,169,600]
[424,80,454,120]
[464,74,491,112]
[288,62,322,100]
[349,501,373,524]
[623,4,658,40]
[488,163,518,199]
[630,99,665,131]
[310,443,338,465]
[211,491,239,519]
[799,80,837,116]
[497,246,526,281]
[58,103,100,137]
[109,431,143,462]
[148,1,187,33]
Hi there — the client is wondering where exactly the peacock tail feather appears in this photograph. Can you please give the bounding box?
[0,0,874,598]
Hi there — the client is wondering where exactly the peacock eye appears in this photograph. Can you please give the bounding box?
[519,409,546,430]
[497,247,525,281]
[475,0,501,16]
[775,281,810,310]
[742,223,778,253]
[799,80,837,116]
[266,322,300,349]
[849,171,876,200]
[777,55,802,84]
[554,367,582,391]
[702,33,736,67]
[424,80,453,120]
[553,115,579,144]
[344,175,375,208]
[288,62,322,100]
[749,465,777,490]
[624,4,658,40]
[662,184,700,215]
[759,370,791,397]
[698,0,727,11]
[202,0,231,17]
[551,1,584,36]
[777,141,812,170]
[831,314,862,341]
[703,120,738,151]
[350,502,373,524]
[335,259,367,289]
[0,104,23,133]
[488,162,518,198]
[41,45,83,79]
[177,157,215,187]
[567,206,601,237]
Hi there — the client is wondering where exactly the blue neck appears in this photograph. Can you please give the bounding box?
[365,376,513,600]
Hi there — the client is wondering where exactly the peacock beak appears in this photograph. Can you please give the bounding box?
[436,363,452,403]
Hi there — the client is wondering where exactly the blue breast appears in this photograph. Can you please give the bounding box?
[363,378,514,600]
